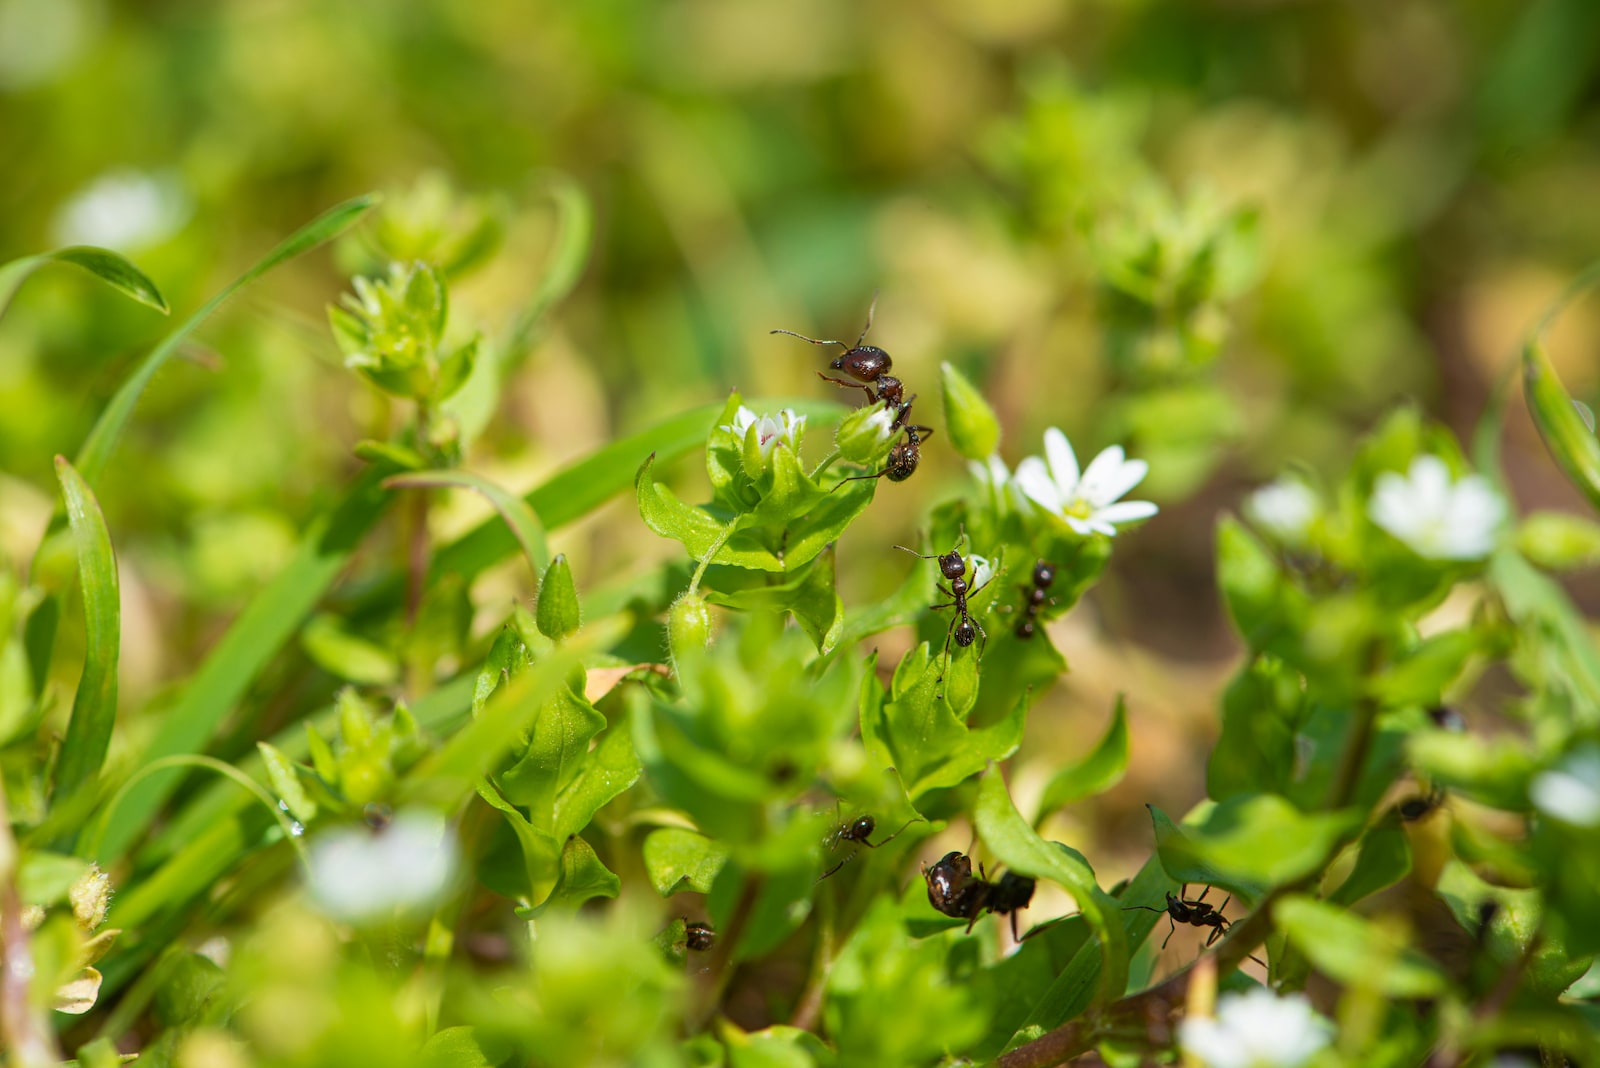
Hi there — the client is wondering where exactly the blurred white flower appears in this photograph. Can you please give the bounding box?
[968,453,1033,516]
[306,809,456,923]
[1014,428,1157,536]
[1247,478,1319,542]
[968,553,994,590]
[723,405,805,459]
[1179,989,1334,1068]
[52,168,192,251]
[1369,455,1504,561]
[1530,747,1600,827]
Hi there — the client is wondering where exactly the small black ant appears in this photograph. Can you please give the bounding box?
[819,812,925,880]
[1125,884,1243,952]
[684,921,716,952]
[895,533,991,677]
[1397,783,1446,822]
[922,850,1037,940]
[772,295,915,422]
[832,423,935,490]
[1014,559,1057,640]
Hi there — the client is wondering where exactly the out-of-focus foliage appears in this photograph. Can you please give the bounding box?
[6,1,1600,1066]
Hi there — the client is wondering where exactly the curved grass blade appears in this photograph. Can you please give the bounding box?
[384,469,549,579]
[1522,258,1600,514]
[0,246,169,320]
[73,194,378,486]
[505,171,593,357]
[92,468,393,860]
[50,458,121,808]
[1034,696,1129,822]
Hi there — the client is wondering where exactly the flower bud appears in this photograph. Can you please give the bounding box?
[736,408,805,478]
[836,404,898,465]
[536,553,583,640]
[70,864,112,931]
[667,591,712,670]
[940,361,1000,461]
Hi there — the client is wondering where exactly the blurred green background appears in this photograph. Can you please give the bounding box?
[5,0,1600,868]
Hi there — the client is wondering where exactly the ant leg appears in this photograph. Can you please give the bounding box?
[937,620,957,680]
[866,816,925,848]
[974,616,989,660]
[1205,924,1225,947]
[815,371,876,405]
[1121,905,1166,914]
[830,470,886,492]
[770,328,846,349]
[1180,883,1190,901]
[1161,919,1177,950]
[1194,885,1210,904]
[1217,895,1232,917]
[1011,911,1022,943]
[817,849,859,882]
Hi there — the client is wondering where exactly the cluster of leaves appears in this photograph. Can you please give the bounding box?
[5,166,1600,1068]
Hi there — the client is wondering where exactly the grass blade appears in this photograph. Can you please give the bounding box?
[505,171,593,357]
[384,469,549,580]
[92,469,392,860]
[50,458,121,806]
[73,194,378,486]
[0,246,169,319]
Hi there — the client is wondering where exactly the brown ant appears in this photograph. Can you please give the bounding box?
[684,921,716,952]
[819,811,925,880]
[832,422,936,490]
[772,295,915,423]
[922,850,1038,940]
[1125,884,1256,959]
[895,533,991,677]
[1014,559,1057,640]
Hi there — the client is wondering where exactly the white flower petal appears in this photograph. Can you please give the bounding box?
[1015,456,1065,514]
[1532,748,1600,826]
[1042,428,1080,497]
[1247,480,1319,541]
[1094,500,1159,525]
[1182,990,1333,1068]
[1409,455,1452,514]
[1368,455,1504,561]
[1063,514,1096,536]
[969,554,994,590]
[1076,445,1129,506]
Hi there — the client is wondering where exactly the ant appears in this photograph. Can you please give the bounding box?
[1014,559,1056,640]
[1397,783,1446,822]
[922,850,1037,941]
[772,295,916,426]
[685,921,716,952]
[819,811,925,880]
[832,423,936,489]
[895,533,991,677]
[1125,885,1261,963]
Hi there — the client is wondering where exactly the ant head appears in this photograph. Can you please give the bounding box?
[936,549,967,580]
[848,814,876,840]
[954,619,977,647]
[1033,560,1056,587]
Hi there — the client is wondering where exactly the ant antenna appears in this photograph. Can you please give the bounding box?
[855,290,879,348]
[770,327,847,349]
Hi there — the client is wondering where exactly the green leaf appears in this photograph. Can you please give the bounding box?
[1330,813,1412,907]
[385,468,549,581]
[1216,516,1307,655]
[74,194,377,487]
[1488,548,1600,718]
[1525,339,1600,514]
[299,613,400,686]
[51,456,121,808]
[538,835,621,912]
[1369,628,1485,707]
[419,1026,493,1068]
[475,779,560,905]
[876,644,1027,800]
[1149,796,1361,900]
[975,768,1129,1007]
[1035,696,1129,820]
[256,742,317,824]
[0,246,168,319]
[1275,895,1449,996]
[643,827,729,896]
[554,722,641,840]
[18,852,92,906]
[535,554,582,641]
[1407,729,1536,809]
[1518,510,1600,571]
[497,685,606,819]
[1207,656,1302,801]
[703,548,842,653]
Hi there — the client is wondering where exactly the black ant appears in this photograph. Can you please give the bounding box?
[1397,783,1446,822]
[922,850,1038,941]
[895,533,991,677]
[832,423,935,489]
[1014,559,1056,640]
[1125,884,1254,957]
[772,295,916,425]
[684,921,715,952]
[819,812,925,880]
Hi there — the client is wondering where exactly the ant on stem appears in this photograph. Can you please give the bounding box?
[1014,559,1056,640]
[818,811,926,881]
[895,532,991,678]
[922,850,1038,941]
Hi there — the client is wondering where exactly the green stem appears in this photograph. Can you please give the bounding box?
[810,448,842,481]
[688,518,741,596]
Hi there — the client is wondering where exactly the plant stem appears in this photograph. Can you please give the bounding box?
[0,787,60,1068]
[688,518,740,596]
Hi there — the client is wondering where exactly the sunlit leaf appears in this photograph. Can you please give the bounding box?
[1275,895,1448,997]
[1036,696,1129,820]
[0,246,168,318]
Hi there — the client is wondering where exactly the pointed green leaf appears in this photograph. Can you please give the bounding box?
[975,768,1129,1007]
[643,828,729,896]
[256,742,317,824]
[1330,813,1412,907]
[535,554,581,641]
[1275,895,1448,996]
[0,246,168,319]
[554,724,641,840]
[51,457,121,807]
[1525,340,1600,514]
[1149,797,1361,901]
[1036,696,1130,820]
[300,614,399,686]
[497,685,606,820]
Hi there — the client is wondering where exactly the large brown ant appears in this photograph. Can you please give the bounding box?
[1014,559,1056,640]
[922,850,1037,940]
[772,295,914,419]
[895,533,991,677]
[819,811,925,880]
[832,422,935,490]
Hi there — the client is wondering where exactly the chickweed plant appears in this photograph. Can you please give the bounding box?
[4,178,1600,1068]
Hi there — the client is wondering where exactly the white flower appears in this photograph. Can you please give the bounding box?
[52,168,192,251]
[306,809,456,923]
[1247,478,1320,543]
[723,405,805,460]
[1530,747,1600,827]
[1014,428,1158,536]
[968,453,1034,517]
[968,553,994,590]
[1368,455,1505,561]
[1178,989,1334,1068]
